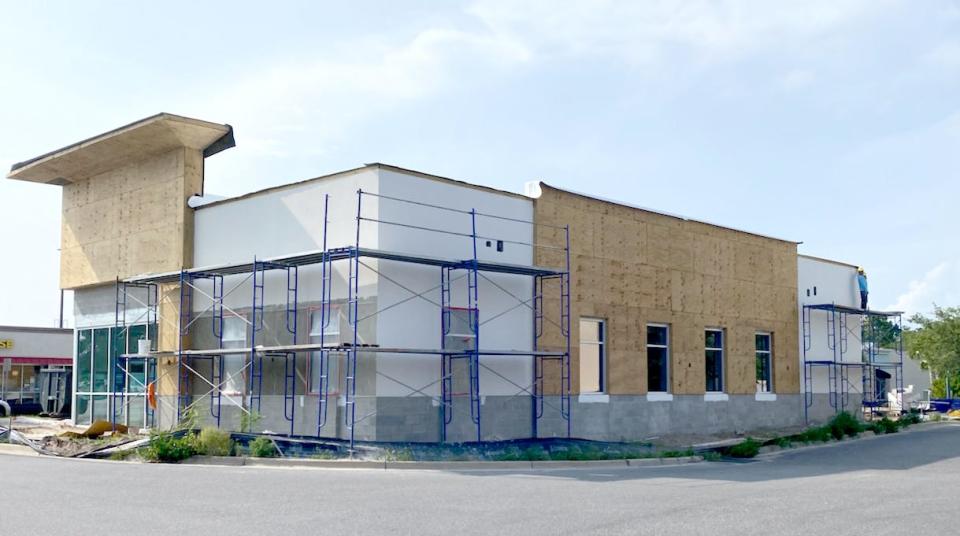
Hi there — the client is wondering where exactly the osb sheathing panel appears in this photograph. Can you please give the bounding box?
[156,282,183,397]
[533,185,799,396]
[60,148,202,288]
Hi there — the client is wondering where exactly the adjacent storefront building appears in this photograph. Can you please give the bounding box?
[0,325,73,415]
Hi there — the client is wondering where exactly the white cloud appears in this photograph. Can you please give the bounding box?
[467,0,885,65]
[200,27,530,160]
[779,69,817,91]
[924,41,960,69]
[890,261,960,317]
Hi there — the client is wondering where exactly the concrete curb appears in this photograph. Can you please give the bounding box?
[179,454,704,471]
[0,443,39,457]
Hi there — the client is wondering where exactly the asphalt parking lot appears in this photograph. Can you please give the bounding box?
[2,423,958,535]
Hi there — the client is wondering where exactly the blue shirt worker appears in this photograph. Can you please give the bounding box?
[857,268,868,309]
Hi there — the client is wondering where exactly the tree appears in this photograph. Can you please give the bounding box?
[906,306,960,397]
[862,316,900,349]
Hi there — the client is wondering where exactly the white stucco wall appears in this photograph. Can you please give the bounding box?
[374,168,535,397]
[797,255,864,395]
[189,166,537,398]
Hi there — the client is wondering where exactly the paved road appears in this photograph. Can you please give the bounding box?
[2,424,959,535]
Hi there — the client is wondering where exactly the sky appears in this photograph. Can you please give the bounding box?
[1,0,957,327]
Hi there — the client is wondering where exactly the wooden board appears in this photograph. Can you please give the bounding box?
[533,184,800,396]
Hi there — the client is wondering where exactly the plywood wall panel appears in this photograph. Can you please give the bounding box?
[533,185,799,397]
[60,148,203,289]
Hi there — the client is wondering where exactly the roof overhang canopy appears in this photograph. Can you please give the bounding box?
[6,113,234,185]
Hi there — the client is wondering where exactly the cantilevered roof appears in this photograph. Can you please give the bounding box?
[7,113,234,185]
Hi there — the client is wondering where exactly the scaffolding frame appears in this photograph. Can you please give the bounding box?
[117,189,571,449]
[802,303,904,422]
[110,281,159,430]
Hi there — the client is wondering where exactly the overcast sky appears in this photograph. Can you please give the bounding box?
[1,1,957,327]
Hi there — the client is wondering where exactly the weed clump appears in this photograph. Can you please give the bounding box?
[899,411,922,427]
[701,451,722,462]
[248,436,278,458]
[195,427,233,456]
[868,417,899,434]
[726,438,761,458]
[797,426,832,443]
[142,431,196,463]
[775,437,792,449]
[828,412,862,439]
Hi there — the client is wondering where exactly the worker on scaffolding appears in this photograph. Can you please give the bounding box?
[857,268,869,309]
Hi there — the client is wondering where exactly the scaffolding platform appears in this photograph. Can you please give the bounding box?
[126,247,566,285]
[801,302,904,422]
[126,345,566,358]
[114,188,573,449]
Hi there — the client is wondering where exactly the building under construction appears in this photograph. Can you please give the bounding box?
[6,113,902,444]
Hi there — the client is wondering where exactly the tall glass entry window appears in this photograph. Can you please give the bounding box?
[705,329,724,393]
[74,324,156,427]
[646,324,670,393]
[579,318,606,394]
[755,332,773,393]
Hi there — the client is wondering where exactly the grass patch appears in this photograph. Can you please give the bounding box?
[108,448,138,461]
[310,449,340,460]
[385,448,415,462]
[660,448,695,458]
[492,444,659,462]
[701,451,722,462]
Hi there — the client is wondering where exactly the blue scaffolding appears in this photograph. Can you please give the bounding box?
[116,189,572,450]
[802,303,904,422]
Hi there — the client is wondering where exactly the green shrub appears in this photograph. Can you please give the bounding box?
[869,417,899,434]
[726,438,761,458]
[660,448,695,458]
[195,427,233,456]
[248,436,278,458]
[143,431,196,463]
[828,412,862,439]
[899,412,922,427]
